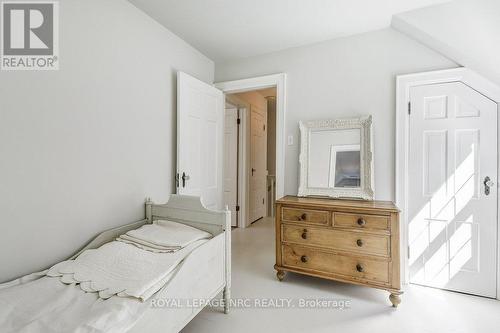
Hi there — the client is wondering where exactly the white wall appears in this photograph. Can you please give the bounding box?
[392,0,500,86]
[216,28,456,200]
[0,0,214,282]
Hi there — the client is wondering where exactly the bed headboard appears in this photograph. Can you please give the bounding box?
[147,194,230,236]
[71,194,230,259]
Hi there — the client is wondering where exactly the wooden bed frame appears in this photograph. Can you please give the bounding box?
[74,194,231,332]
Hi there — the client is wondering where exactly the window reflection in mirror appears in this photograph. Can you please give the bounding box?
[329,145,361,188]
[307,128,361,189]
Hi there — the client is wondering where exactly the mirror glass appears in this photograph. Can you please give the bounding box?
[308,128,361,189]
[298,116,373,200]
[331,145,361,187]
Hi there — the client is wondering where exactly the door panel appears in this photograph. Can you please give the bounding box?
[408,82,498,297]
[177,71,224,210]
[249,105,267,223]
[224,108,238,227]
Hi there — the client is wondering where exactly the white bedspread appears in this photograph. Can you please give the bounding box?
[46,239,207,301]
[0,269,178,333]
[0,221,214,332]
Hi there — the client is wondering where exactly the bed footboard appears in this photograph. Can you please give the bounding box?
[129,232,227,333]
[128,195,231,332]
[66,194,231,332]
[146,194,231,313]
[147,195,231,313]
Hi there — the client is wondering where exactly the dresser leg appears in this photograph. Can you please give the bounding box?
[389,292,402,308]
[276,270,286,281]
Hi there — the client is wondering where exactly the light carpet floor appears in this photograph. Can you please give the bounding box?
[183,217,500,333]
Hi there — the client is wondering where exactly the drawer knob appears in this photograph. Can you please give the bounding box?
[300,213,307,220]
[356,239,363,247]
[301,255,309,263]
[356,264,364,273]
[301,231,308,239]
[357,218,366,226]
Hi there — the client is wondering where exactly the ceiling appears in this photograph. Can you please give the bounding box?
[128,0,451,63]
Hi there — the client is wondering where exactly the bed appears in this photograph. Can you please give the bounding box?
[0,195,231,333]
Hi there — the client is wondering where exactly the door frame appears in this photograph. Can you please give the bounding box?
[396,67,500,299]
[216,73,287,228]
[223,96,250,228]
[224,102,239,227]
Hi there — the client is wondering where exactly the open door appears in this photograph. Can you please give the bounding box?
[249,105,267,222]
[177,71,224,210]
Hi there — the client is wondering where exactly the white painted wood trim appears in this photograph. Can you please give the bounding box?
[215,73,287,204]
[395,68,500,299]
[225,94,249,228]
[238,107,249,228]
[223,203,231,313]
[224,101,244,228]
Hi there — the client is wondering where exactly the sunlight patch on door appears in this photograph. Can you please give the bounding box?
[409,145,478,287]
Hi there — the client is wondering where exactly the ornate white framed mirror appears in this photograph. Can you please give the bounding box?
[298,115,374,200]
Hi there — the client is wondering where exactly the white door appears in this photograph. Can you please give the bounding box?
[177,71,224,210]
[249,105,267,223]
[408,81,498,297]
[224,107,238,227]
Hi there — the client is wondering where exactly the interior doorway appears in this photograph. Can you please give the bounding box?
[223,88,277,228]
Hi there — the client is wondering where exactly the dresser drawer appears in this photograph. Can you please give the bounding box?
[282,225,390,257]
[282,244,390,284]
[281,207,329,225]
[333,212,389,231]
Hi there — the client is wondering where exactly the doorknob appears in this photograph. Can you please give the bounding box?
[484,176,494,195]
[182,172,190,188]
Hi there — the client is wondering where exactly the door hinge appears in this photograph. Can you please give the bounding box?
[408,101,411,115]
[263,124,266,131]
[236,205,240,212]
[407,246,410,259]
[181,172,190,188]
[175,173,179,188]
[262,198,265,205]
[237,118,241,125]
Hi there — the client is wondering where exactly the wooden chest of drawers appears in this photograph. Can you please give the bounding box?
[274,196,402,307]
